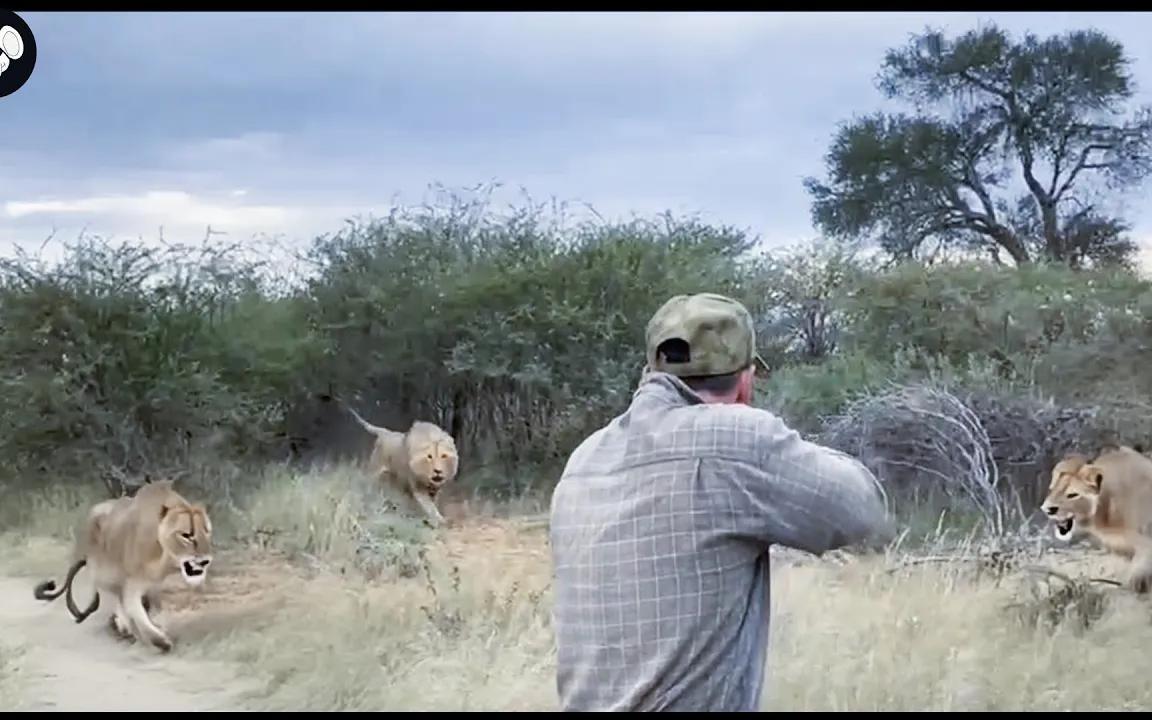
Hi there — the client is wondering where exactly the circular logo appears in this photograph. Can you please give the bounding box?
[0,10,35,98]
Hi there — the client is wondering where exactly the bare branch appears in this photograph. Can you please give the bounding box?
[1054,143,1116,201]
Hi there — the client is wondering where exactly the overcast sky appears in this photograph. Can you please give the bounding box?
[4,11,1152,266]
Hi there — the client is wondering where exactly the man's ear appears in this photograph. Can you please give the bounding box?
[737,366,756,405]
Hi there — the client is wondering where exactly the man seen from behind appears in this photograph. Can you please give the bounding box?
[548,292,892,712]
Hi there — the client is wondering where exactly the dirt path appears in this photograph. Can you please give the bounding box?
[0,574,259,712]
[0,520,544,713]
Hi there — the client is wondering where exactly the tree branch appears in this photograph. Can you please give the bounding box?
[958,69,1012,103]
[1047,126,1077,198]
[1054,143,1116,201]
[961,165,999,224]
[1015,129,1060,258]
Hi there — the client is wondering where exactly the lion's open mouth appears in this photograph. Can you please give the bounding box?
[182,560,206,578]
[1055,517,1074,537]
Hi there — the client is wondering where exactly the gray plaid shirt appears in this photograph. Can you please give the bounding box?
[549,372,889,712]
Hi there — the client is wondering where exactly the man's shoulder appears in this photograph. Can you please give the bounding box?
[694,400,780,424]
[680,401,792,440]
[587,400,784,442]
[557,422,616,476]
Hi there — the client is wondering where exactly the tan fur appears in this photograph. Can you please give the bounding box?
[1042,446,1152,593]
[342,404,459,526]
[34,480,213,652]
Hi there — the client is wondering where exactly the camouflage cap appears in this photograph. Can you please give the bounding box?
[645,292,768,378]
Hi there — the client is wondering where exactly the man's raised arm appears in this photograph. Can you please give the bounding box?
[732,411,894,556]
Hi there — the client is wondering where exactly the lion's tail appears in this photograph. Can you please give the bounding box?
[64,559,100,623]
[33,557,82,601]
[33,558,100,623]
[33,577,67,601]
[340,400,392,439]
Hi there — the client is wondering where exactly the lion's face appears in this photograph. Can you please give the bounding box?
[158,503,213,587]
[1041,456,1102,542]
[406,423,459,495]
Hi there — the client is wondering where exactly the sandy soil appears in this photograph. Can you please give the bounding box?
[0,561,277,712]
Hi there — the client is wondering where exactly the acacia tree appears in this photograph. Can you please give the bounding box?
[805,24,1152,267]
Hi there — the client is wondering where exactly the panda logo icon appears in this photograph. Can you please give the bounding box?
[0,11,35,98]
[0,25,24,76]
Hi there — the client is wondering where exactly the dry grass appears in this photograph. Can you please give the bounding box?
[225,462,437,581]
[6,465,1152,711]
[0,482,104,578]
[763,549,1152,711]
[170,519,556,711]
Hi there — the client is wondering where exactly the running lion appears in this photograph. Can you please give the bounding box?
[33,479,213,652]
[340,402,459,527]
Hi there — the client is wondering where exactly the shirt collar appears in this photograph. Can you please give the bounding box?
[633,370,706,408]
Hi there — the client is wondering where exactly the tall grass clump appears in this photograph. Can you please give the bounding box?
[763,555,1152,711]
[225,463,435,580]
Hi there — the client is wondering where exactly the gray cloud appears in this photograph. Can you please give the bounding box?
[4,11,1152,264]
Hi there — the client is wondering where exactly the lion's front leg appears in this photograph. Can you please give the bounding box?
[106,590,134,641]
[143,591,162,614]
[1125,543,1152,594]
[373,464,397,495]
[122,580,174,652]
[409,484,445,527]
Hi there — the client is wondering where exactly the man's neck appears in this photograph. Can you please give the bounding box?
[695,390,740,405]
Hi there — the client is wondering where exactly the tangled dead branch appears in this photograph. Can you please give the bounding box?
[823,383,1006,536]
[821,381,1105,536]
[1005,564,1120,631]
